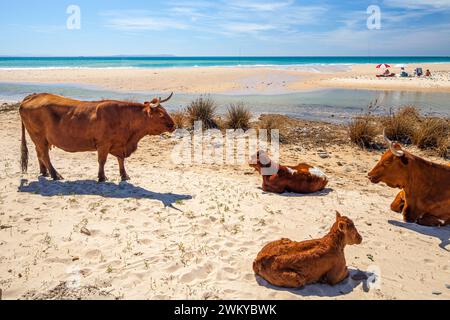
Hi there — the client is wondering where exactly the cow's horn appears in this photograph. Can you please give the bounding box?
[384,128,404,157]
[160,92,173,103]
[383,128,391,144]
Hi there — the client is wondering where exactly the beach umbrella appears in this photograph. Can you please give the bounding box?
[376,63,391,69]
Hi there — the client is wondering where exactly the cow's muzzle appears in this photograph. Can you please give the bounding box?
[368,174,381,184]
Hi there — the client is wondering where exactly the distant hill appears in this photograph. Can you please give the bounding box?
[108,55,177,58]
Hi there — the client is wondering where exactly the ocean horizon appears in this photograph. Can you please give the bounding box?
[1,56,450,69]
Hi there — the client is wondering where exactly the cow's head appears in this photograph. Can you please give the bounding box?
[144,92,176,134]
[368,130,409,189]
[249,150,272,173]
[334,211,362,245]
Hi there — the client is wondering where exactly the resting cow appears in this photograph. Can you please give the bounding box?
[368,131,450,226]
[20,93,175,182]
[249,150,328,194]
[253,211,362,288]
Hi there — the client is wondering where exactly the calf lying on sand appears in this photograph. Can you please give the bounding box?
[253,212,362,288]
[249,150,328,194]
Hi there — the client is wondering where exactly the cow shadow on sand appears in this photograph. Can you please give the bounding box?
[18,177,192,209]
[255,268,377,297]
[388,220,450,251]
[260,188,334,197]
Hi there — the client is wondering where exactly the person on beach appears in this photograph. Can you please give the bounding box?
[425,69,432,77]
[400,67,409,77]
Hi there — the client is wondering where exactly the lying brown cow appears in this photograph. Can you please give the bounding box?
[253,211,362,288]
[249,150,328,193]
[20,93,175,182]
[368,131,450,226]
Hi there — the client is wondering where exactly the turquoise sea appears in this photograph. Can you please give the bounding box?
[1,56,450,69]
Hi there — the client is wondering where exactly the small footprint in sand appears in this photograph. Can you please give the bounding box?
[85,249,102,259]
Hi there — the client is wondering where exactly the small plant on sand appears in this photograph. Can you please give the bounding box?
[171,110,187,129]
[177,242,190,266]
[186,95,218,129]
[224,102,252,130]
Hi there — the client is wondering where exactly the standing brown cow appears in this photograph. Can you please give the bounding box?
[368,131,450,226]
[20,93,175,182]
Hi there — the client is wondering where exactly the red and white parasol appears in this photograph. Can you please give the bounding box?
[376,64,391,69]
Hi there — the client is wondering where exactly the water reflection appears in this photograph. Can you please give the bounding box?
[1,83,448,124]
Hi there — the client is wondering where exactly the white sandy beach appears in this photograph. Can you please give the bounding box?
[1,63,450,95]
[0,110,449,300]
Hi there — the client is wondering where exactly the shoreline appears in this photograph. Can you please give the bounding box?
[0,63,449,94]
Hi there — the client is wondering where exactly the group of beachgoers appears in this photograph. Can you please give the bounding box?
[378,66,432,78]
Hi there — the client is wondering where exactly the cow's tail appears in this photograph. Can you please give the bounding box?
[21,121,28,173]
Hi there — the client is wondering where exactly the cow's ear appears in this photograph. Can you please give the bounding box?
[335,211,341,220]
[143,102,152,116]
[390,142,405,157]
[338,221,345,232]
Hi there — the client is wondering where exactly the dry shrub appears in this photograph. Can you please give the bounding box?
[347,115,378,148]
[436,138,449,158]
[0,103,20,113]
[382,106,421,144]
[258,114,286,143]
[225,103,252,130]
[186,96,218,129]
[170,110,187,129]
[413,118,449,152]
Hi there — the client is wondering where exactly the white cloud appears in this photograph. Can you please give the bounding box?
[101,2,328,37]
[222,23,276,34]
[102,10,188,31]
[384,0,450,9]
[106,17,187,31]
[228,0,294,11]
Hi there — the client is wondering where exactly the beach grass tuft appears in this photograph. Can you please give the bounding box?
[382,106,421,144]
[347,115,378,148]
[224,102,252,130]
[348,105,449,158]
[413,118,449,156]
[171,110,187,129]
[186,96,218,129]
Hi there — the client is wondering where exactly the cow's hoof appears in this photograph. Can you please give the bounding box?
[98,177,107,183]
[40,172,49,178]
[121,175,131,181]
[52,174,64,181]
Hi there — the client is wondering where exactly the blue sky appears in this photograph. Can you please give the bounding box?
[0,0,449,56]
